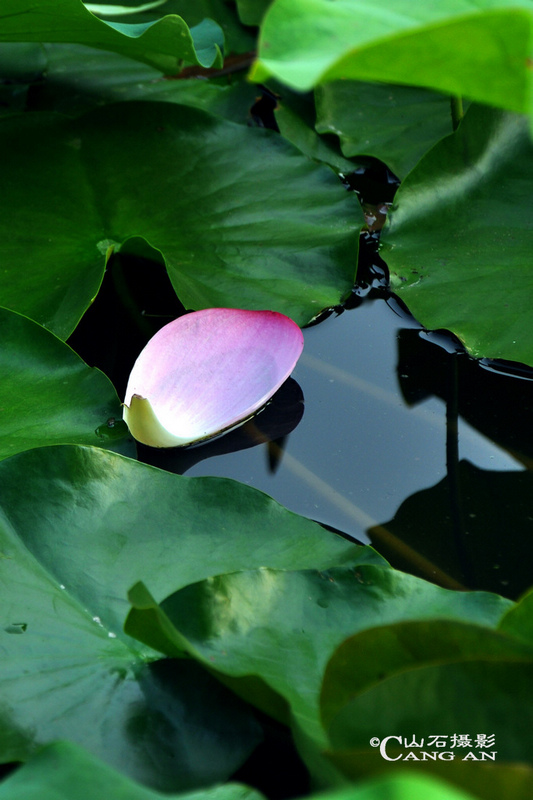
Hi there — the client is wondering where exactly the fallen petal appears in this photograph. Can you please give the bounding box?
[123,308,304,447]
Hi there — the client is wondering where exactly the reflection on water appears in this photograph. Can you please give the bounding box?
[75,251,533,600]
[182,297,533,599]
[184,299,514,529]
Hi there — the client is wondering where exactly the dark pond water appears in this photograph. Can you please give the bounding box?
[171,295,533,600]
[185,300,510,523]
[71,247,533,604]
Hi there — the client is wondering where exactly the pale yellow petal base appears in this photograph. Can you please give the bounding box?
[123,394,192,448]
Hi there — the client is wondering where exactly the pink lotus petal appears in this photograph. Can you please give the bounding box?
[123,308,304,447]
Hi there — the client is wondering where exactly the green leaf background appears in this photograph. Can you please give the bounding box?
[26,43,257,119]
[0,740,482,800]
[2,2,533,798]
[320,598,533,797]
[383,104,533,365]
[315,82,461,180]
[0,102,361,336]
[0,308,128,461]
[125,557,512,758]
[0,0,223,73]
[253,0,533,120]
[0,445,370,785]
[0,740,265,800]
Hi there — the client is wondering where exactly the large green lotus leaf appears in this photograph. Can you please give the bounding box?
[0,742,480,800]
[0,40,255,122]
[0,516,261,789]
[133,0,255,54]
[320,609,533,795]
[0,444,374,779]
[0,740,265,800]
[0,0,223,73]
[0,44,47,115]
[0,307,130,460]
[252,0,533,120]
[0,743,480,800]
[87,0,255,55]
[315,82,460,180]
[0,444,374,662]
[84,104,360,326]
[0,43,47,81]
[498,587,533,644]
[324,662,533,795]
[381,104,533,365]
[0,102,360,336]
[321,617,533,730]
[32,43,257,119]
[319,775,480,800]
[236,0,273,26]
[270,84,358,175]
[85,2,169,16]
[0,111,106,339]
[125,561,511,750]
[327,751,533,800]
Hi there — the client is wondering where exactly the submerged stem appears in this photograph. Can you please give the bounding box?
[450,96,464,131]
[446,355,473,585]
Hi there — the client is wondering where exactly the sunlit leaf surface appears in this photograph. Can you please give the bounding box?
[0,445,369,783]
[382,104,533,365]
[0,0,223,73]
[85,1,169,17]
[252,0,533,121]
[125,559,510,750]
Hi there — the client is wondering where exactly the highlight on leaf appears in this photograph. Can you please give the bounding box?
[123,308,304,448]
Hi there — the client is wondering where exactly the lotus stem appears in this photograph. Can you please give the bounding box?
[446,354,473,585]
